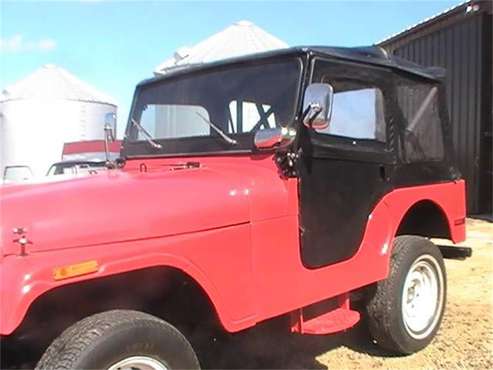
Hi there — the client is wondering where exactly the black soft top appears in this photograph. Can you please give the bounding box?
[307,46,445,80]
[140,45,444,87]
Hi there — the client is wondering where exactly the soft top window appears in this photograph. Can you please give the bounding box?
[395,77,445,162]
[315,85,386,142]
[311,59,387,143]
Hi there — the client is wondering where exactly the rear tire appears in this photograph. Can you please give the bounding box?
[366,235,446,354]
[36,310,200,370]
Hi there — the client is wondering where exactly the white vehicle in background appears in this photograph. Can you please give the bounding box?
[46,160,107,177]
[2,165,33,183]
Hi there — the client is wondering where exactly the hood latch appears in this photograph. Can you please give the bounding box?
[12,227,32,256]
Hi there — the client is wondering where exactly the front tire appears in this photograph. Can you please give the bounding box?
[366,235,446,354]
[36,310,200,370]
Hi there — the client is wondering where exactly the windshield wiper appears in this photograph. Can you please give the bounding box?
[195,112,237,145]
[131,118,162,149]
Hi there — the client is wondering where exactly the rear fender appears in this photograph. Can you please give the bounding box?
[387,180,466,244]
[345,180,468,287]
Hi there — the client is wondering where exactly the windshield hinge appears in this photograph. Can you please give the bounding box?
[275,150,299,178]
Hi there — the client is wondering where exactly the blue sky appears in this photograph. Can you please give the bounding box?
[1,0,459,134]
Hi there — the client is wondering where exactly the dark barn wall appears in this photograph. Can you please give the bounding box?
[380,1,492,214]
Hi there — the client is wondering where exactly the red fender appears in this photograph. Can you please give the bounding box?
[0,224,257,335]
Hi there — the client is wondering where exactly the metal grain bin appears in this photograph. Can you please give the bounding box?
[0,65,117,182]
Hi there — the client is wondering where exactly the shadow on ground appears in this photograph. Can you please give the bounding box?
[5,315,399,370]
[192,315,398,369]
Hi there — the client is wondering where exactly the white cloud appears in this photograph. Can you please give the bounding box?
[37,38,57,51]
[0,34,57,53]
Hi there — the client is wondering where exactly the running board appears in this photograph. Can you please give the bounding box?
[437,245,472,260]
[291,294,360,335]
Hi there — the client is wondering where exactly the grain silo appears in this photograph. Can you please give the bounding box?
[154,20,288,75]
[0,65,117,182]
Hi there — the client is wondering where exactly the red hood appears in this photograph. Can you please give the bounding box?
[1,156,293,255]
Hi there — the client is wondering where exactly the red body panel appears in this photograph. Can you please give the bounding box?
[0,154,466,335]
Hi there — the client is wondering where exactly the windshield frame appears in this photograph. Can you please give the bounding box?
[121,55,305,159]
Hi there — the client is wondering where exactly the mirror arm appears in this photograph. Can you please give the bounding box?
[103,112,118,168]
[308,105,322,126]
[301,105,312,121]
[302,103,323,128]
[104,125,116,169]
[302,83,333,130]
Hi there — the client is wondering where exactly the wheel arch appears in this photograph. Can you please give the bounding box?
[1,255,241,338]
[2,265,227,366]
[395,199,453,240]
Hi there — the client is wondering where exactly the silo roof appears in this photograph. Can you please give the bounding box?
[154,20,288,75]
[0,64,116,105]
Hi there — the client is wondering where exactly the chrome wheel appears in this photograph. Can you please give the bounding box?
[402,254,444,339]
[108,356,169,370]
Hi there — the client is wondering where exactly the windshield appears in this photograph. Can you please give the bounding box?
[125,59,301,155]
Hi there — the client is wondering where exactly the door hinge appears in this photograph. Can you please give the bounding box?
[275,150,299,177]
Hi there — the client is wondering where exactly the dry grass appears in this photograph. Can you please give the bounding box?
[201,218,493,369]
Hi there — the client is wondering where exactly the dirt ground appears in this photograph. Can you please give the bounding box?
[199,218,493,370]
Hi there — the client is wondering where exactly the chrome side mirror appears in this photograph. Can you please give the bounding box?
[302,83,334,130]
[254,127,296,150]
[104,112,117,142]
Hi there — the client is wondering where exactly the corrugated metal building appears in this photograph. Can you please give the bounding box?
[378,0,492,215]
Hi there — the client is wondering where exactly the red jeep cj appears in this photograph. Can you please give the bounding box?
[1,46,471,369]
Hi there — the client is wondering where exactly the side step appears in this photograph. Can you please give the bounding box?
[437,245,472,260]
[291,294,360,335]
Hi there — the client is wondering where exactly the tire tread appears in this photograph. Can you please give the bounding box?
[366,235,446,354]
[36,310,199,370]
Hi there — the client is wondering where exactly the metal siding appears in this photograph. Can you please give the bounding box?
[380,10,490,214]
[479,11,492,215]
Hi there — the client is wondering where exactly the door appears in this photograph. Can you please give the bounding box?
[299,59,395,268]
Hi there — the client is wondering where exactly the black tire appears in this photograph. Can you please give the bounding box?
[36,310,200,370]
[366,235,446,354]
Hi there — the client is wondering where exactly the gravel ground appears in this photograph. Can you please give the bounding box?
[200,218,493,369]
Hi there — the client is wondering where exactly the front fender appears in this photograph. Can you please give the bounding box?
[0,224,256,335]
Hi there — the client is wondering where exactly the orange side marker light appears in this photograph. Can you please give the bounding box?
[454,217,466,226]
[53,260,99,281]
